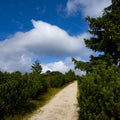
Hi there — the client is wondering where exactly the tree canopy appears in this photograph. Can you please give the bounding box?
[73,0,120,119]
[84,0,120,65]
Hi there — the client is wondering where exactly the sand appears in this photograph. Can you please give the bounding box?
[28,81,78,120]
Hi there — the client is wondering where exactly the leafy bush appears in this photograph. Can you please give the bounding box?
[78,66,120,120]
[0,70,76,119]
[0,72,46,118]
[45,71,65,88]
[65,70,76,83]
[0,76,31,118]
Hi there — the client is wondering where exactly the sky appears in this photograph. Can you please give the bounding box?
[0,0,111,74]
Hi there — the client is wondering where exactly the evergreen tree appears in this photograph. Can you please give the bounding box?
[73,0,120,119]
[31,60,42,74]
[85,0,120,65]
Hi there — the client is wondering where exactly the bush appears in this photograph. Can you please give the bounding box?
[0,70,76,119]
[45,71,65,88]
[0,77,31,118]
[65,70,76,83]
[0,72,45,118]
[78,66,120,120]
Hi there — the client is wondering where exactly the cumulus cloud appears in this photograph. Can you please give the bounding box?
[0,20,93,73]
[66,0,111,17]
[42,57,74,73]
[42,57,85,75]
[42,61,69,73]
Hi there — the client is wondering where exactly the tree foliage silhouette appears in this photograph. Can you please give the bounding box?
[31,60,42,74]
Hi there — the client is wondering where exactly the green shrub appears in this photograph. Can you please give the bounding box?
[78,66,120,120]
[65,70,76,83]
[0,72,45,118]
[45,71,65,88]
[0,70,76,119]
[0,78,31,118]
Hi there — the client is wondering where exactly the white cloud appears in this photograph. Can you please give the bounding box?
[42,61,69,73]
[42,57,85,75]
[66,0,111,17]
[0,54,32,73]
[0,20,93,73]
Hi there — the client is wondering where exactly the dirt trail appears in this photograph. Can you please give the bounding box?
[28,81,79,120]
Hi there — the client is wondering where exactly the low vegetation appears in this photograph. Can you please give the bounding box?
[76,62,120,119]
[0,62,76,120]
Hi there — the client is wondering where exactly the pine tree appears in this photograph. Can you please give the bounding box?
[73,1,120,119]
[85,0,120,65]
[31,60,42,74]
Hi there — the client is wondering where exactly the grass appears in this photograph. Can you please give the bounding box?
[5,82,73,120]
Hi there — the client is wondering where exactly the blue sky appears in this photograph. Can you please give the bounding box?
[0,0,111,73]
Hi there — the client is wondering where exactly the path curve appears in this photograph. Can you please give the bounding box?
[28,81,78,120]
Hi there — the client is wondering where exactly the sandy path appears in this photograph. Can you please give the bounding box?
[28,81,78,120]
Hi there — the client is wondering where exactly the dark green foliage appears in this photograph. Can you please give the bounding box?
[65,70,76,83]
[0,71,10,84]
[0,72,46,118]
[45,70,76,88]
[25,73,43,98]
[0,70,76,119]
[73,0,120,119]
[72,58,113,74]
[0,72,31,118]
[31,60,42,74]
[85,0,120,65]
[78,65,120,120]
[45,71,65,88]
